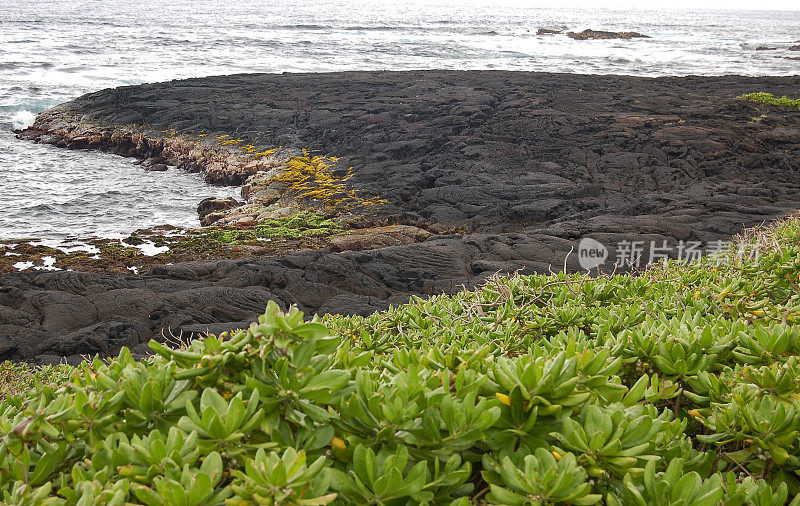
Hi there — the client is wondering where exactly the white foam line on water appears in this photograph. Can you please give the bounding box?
[28,239,101,255]
[58,243,101,254]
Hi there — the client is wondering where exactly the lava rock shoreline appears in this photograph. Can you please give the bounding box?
[4,70,800,364]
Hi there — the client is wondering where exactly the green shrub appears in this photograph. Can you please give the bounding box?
[3,216,800,504]
[0,362,72,402]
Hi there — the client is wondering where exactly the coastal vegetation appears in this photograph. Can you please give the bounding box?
[0,363,72,404]
[274,150,388,210]
[166,212,343,257]
[3,215,800,504]
[739,92,800,112]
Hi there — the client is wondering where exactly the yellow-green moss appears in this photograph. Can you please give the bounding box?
[273,149,388,210]
[739,92,800,111]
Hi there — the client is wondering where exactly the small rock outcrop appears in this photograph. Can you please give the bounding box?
[537,28,562,35]
[141,157,169,171]
[197,197,242,226]
[567,29,650,40]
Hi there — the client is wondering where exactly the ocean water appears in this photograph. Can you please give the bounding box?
[1,0,799,241]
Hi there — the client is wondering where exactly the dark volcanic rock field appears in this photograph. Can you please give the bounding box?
[4,70,800,363]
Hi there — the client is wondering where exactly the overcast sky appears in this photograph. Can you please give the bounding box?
[458,0,800,10]
[586,0,800,9]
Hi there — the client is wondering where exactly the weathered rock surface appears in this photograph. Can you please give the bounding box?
[328,225,432,252]
[5,70,800,363]
[567,29,650,40]
[140,157,170,171]
[197,197,242,226]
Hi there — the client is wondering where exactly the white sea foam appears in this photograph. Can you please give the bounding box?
[130,241,170,256]
[57,243,101,255]
[34,256,59,271]
[29,240,101,255]
[10,110,35,130]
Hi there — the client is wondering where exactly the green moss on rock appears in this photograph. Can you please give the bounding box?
[739,92,800,111]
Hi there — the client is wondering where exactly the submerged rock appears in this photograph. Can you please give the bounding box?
[567,29,650,40]
[141,156,168,168]
[141,156,169,171]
